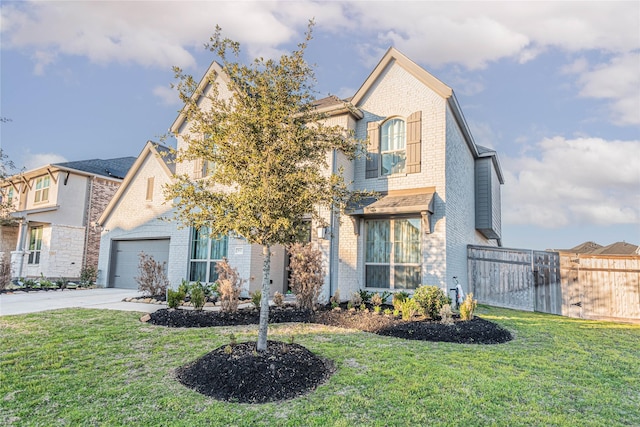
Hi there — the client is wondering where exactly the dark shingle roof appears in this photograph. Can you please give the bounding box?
[555,241,639,255]
[54,157,136,179]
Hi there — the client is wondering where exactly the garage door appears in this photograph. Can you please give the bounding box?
[109,239,170,289]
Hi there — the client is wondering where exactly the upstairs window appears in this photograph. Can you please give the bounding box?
[366,111,422,178]
[380,119,406,176]
[34,176,50,203]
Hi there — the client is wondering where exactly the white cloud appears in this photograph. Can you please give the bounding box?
[575,53,640,126]
[23,153,67,171]
[152,85,180,106]
[503,136,640,228]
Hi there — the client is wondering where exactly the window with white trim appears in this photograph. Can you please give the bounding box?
[34,176,50,203]
[28,226,43,264]
[380,118,406,176]
[188,227,228,283]
[365,218,421,289]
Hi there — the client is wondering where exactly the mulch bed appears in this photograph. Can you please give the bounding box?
[149,304,512,404]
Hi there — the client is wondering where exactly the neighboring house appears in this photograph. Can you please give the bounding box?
[97,47,504,298]
[0,156,135,280]
[553,241,640,255]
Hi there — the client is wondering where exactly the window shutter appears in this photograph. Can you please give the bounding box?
[406,111,421,174]
[366,122,380,178]
[193,158,203,179]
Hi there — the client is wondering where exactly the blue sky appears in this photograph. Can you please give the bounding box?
[1,1,639,250]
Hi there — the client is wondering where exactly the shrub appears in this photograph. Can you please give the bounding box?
[370,293,383,307]
[397,298,418,320]
[0,257,10,291]
[189,282,206,311]
[134,252,169,296]
[288,242,325,311]
[79,266,97,287]
[178,279,190,296]
[215,258,244,313]
[329,289,340,307]
[373,305,381,314]
[439,304,454,325]
[350,292,362,307]
[358,290,374,303]
[459,293,478,321]
[167,288,185,309]
[383,308,392,316]
[392,291,409,310]
[413,285,450,319]
[273,291,284,307]
[251,290,262,309]
[380,291,392,304]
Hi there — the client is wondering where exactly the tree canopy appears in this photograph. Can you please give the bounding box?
[165,22,367,351]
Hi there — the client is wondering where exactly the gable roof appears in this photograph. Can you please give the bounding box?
[555,241,639,255]
[98,141,174,225]
[170,61,227,135]
[351,47,504,184]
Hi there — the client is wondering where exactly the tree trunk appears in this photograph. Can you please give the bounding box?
[257,244,271,351]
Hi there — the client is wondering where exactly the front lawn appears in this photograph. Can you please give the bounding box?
[1,306,638,426]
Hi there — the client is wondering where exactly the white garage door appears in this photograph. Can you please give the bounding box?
[109,239,170,289]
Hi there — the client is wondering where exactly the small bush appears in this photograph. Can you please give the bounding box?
[392,291,409,310]
[251,290,262,309]
[459,293,478,321]
[358,290,374,303]
[167,288,185,309]
[370,293,382,307]
[373,305,382,314]
[380,291,392,304]
[329,289,340,307]
[439,304,454,325]
[178,279,190,296]
[190,282,206,311]
[79,266,97,287]
[216,258,244,313]
[350,292,362,307]
[413,285,450,319]
[288,242,325,311]
[397,298,419,320]
[0,257,11,291]
[383,308,392,316]
[135,252,169,296]
[273,291,284,307]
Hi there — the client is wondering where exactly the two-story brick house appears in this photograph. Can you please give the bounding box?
[0,156,135,280]
[97,47,503,299]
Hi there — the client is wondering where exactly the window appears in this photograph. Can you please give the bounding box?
[188,227,228,283]
[366,111,421,178]
[381,118,406,176]
[34,176,50,203]
[365,218,421,289]
[28,226,43,264]
[146,177,154,201]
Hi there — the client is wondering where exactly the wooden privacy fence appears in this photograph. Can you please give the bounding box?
[468,245,640,322]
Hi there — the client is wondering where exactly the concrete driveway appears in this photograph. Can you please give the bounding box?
[0,288,164,316]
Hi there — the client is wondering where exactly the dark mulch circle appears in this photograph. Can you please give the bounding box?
[175,340,334,404]
[151,304,512,403]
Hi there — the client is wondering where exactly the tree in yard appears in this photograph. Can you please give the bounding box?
[0,148,17,226]
[165,22,366,351]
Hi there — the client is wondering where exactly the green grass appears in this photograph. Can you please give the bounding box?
[1,306,638,426]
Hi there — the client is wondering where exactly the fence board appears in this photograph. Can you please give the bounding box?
[469,245,640,322]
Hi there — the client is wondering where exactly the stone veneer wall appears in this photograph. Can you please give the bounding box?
[84,178,120,270]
